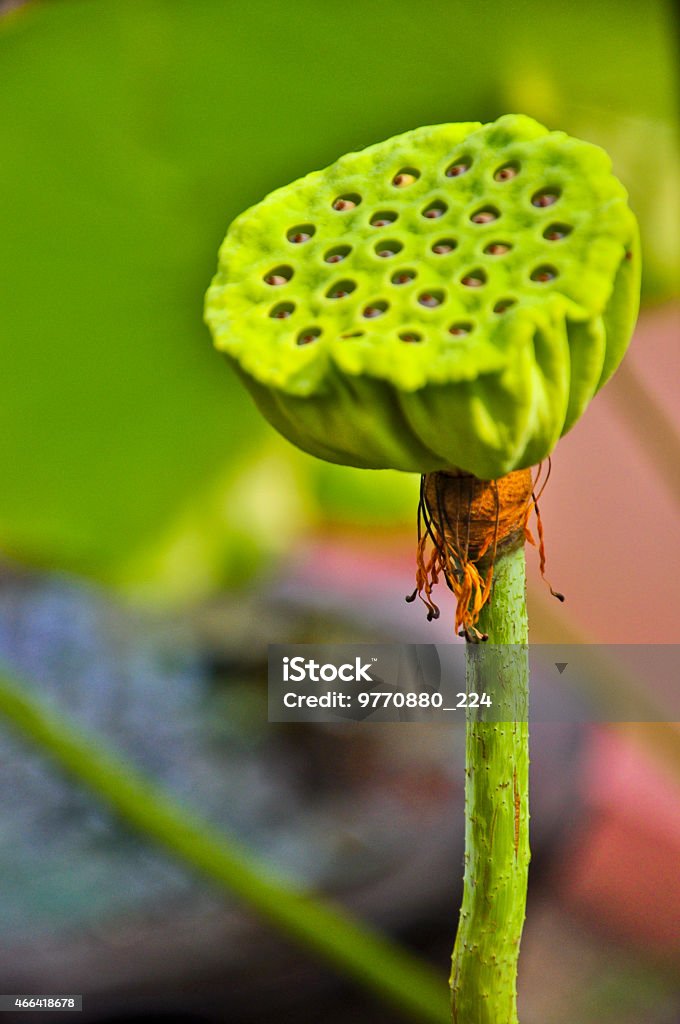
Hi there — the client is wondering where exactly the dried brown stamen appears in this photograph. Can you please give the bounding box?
[406,465,562,639]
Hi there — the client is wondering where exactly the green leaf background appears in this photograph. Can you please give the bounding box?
[1,0,677,600]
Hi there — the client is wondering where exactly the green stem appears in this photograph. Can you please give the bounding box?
[0,668,450,1024]
[450,545,530,1023]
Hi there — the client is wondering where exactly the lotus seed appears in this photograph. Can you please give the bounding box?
[493,299,517,313]
[392,270,416,284]
[363,303,388,318]
[423,202,447,219]
[471,208,499,224]
[270,303,294,319]
[461,271,486,287]
[333,194,361,211]
[448,322,473,335]
[287,224,315,243]
[485,242,511,255]
[446,160,470,177]
[264,273,289,286]
[494,164,519,181]
[327,280,356,298]
[433,240,457,254]
[532,190,560,208]
[325,246,351,263]
[419,292,444,308]
[297,328,321,345]
[399,331,422,343]
[376,242,402,258]
[371,212,398,227]
[531,266,557,283]
[544,224,571,241]
[393,170,419,187]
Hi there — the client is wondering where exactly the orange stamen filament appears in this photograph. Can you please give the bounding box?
[407,464,564,637]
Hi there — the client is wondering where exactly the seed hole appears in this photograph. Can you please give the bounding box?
[270,302,295,319]
[287,224,315,244]
[324,245,352,264]
[333,193,361,211]
[471,206,500,225]
[370,211,398,227]
[432,239,457,254]
[461,270,487,288]
[392,168,420,188]
[340,330,365,339]
[532,189,560,208]
[363,301,389,319]
[391,269,417,285]
[448,322,474,336]
[531,265,558,283]
[493,299,517,314]
[375,240,403,258]
[418,290,445,308]
[399,331,422,343]
[327,279,357,299]
[445,158,471,178]
[297,327,322,345]
[543,223,572,241]
[494,163,519,182]
[422,201,447,220]
[264,265,293,286]
[625,250,633,261]
[484,242,512,255]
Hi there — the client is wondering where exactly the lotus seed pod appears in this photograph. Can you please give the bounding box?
[205,114,640,479]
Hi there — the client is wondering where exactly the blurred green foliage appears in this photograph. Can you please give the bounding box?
[0,0,677,600]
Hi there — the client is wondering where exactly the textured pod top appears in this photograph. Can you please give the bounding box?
[205,114,640,479]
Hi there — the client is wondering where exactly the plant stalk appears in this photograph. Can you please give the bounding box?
[450,544,530,1023]
[0,666,451,1024]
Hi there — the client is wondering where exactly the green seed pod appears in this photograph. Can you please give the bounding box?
[205,114,639,479]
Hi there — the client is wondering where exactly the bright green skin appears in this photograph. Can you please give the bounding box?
[451,546,529,1023]
[205,114,639,479]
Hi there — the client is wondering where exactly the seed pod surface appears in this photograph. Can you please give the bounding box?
[205,114,639,477]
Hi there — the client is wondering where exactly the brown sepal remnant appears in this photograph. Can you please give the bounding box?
[406,462,563,640]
